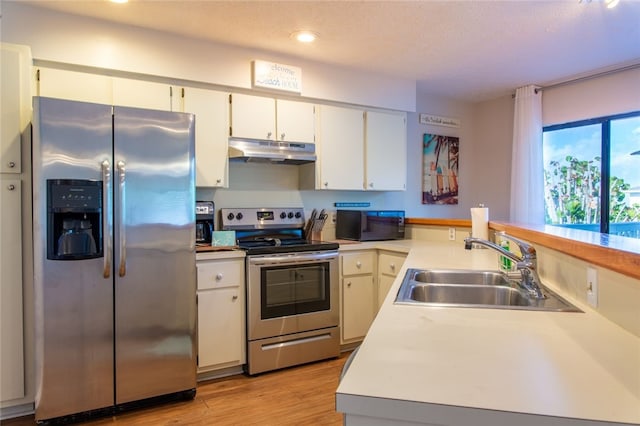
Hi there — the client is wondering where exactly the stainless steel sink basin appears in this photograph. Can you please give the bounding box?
[409,283,531,306]
[412,270,511,286]
[395,269,582,312]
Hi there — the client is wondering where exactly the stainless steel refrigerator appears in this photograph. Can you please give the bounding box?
[32,97,197,422]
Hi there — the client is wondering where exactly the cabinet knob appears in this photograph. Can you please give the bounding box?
[347,281,352,287]
[281,133,285,140]
[356,261,361,268]
[8,161,16,168]
[7,184,16,191]
[369,182,374,188]
[232,295,238,301]
[216,178,222,184]
[267,131,272,139]
[390,263,396,270]
[323,182,329,187]
[215,273,223,281]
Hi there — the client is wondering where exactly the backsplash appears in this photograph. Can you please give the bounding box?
[196,162,405,230]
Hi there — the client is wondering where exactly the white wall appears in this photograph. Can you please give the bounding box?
[0,2,416,112]
[403,93,514,221]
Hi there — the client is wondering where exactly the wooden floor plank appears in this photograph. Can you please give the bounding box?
[4,353,349,425]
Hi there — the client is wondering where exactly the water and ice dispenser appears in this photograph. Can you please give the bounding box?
[47,179,103,260]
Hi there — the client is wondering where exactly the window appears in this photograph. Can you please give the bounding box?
[543,111,640,239]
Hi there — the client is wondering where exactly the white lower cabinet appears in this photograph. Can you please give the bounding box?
[377,251,407,309]
[196,256,246,374]
[340,250,376,344]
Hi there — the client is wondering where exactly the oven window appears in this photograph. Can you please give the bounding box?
[260,262,330,319]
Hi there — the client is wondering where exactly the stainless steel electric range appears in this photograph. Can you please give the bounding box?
[220,207,340,375]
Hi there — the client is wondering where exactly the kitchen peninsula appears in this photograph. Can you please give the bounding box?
[336,239,640,426]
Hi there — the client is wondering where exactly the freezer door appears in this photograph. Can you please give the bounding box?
[113,106,196,404]
[33,97,115,421]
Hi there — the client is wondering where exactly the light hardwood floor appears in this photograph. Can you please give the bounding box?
[5,353,350,425]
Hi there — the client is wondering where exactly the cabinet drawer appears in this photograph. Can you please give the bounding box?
[197,260,244,290]
[342,251,375,276]
[378,252,406,277]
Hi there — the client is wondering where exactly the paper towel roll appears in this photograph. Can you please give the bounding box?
[471,206,489,241]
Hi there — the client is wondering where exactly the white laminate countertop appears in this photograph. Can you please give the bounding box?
[336,240,640,426]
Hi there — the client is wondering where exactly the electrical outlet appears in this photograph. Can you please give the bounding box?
[586,267,598,308]
[448,228,456,241]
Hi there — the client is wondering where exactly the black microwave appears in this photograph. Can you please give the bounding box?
[335,210,405,241]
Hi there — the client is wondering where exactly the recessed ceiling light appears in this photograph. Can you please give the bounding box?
[291,31,318,43]
[605,0,620,8]
[110,0,128,4]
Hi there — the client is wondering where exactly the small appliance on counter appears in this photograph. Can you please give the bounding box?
[335,210,405,241]
[196,201,214,245]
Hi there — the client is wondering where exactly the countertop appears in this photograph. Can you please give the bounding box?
[335,240,640,426]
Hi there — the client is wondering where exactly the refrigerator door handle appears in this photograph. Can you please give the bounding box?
[117,160,127,277]
[102,160,112,279]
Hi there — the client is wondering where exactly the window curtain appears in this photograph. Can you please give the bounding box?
[510,85,544,224]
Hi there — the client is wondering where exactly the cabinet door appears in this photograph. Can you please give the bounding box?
[36,67,113,105]
[316,105,364,190]
[197,287,245,369]
[276,99,315,142]
[182,88,229,188]
[365,111,407,191]
[112,77,173,111]
[377,274,397,310]
[1,176,24,401]
[1,45,30,173]
[342,275,375,342]
[230,93,276,140]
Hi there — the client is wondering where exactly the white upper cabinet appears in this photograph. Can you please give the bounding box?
[181,87,229,188]
[230,93,276,140]
[36,69,175,112]
[314,105,365,190]
[1,44,31,174]
[230,93,315,143]
[365,110,407,191]
[112,77,173,111]
[276,99,315,143]
[36,67,113,105]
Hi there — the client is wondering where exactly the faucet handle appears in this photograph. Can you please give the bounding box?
[497,232,536,257]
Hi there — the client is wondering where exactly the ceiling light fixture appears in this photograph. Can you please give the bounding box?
[291,31,318,43]
[109,0,129,4]
[605,0,620,8]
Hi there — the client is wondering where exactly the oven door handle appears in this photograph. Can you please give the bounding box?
[248,250,338,265]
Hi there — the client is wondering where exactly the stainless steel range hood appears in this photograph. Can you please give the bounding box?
[228,138,316,164]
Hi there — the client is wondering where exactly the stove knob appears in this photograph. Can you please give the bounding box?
[280,212,287,219]
[288,212,294,219]
[227,213,235,220]
[295,211,302,219]
[236,212,243,220]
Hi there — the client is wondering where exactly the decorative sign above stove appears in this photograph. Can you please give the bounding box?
[252,60,302,93]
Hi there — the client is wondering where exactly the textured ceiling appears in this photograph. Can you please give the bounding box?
[18,0,640,102]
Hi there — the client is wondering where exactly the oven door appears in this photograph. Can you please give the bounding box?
[247,250,339,341]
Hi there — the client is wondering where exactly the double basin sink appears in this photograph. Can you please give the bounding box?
[395,269,582,312]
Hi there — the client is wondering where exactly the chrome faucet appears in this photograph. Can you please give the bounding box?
[464,232,545,299]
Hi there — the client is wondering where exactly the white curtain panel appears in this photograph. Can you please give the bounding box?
[510,85,544,224]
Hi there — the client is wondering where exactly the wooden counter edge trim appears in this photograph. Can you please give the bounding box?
[490,222,640,281]
[405,218,471,227]
[406,218,640,281]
